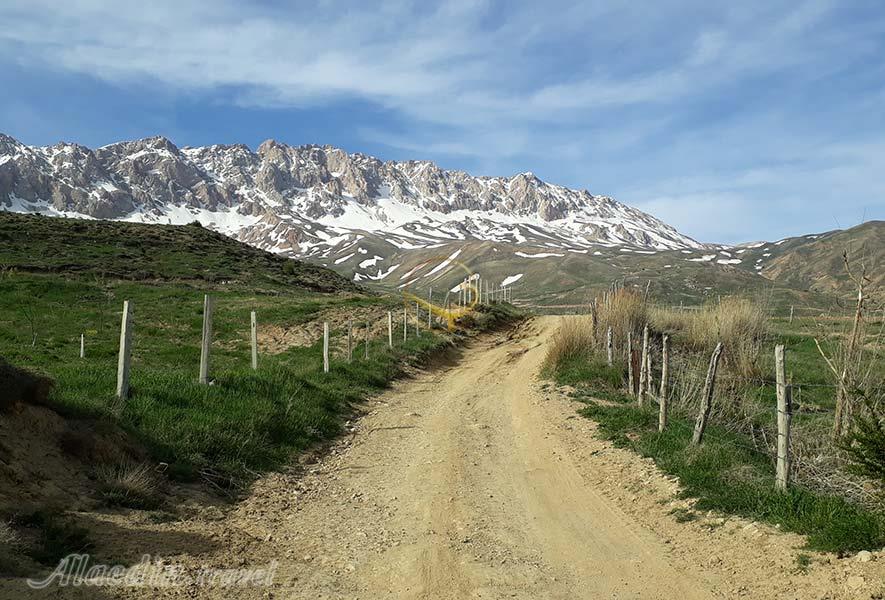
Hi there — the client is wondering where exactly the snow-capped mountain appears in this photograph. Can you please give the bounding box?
[0,133,702,280]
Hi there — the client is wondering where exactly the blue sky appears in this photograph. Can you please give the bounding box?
[1,0,883,243]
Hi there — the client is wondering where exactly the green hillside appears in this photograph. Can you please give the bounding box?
[0,211,356,293]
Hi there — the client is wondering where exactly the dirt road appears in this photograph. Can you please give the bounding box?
[5,316,882,599]
[252,316,714,599]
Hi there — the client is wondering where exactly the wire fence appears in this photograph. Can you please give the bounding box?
[607,333,882,509]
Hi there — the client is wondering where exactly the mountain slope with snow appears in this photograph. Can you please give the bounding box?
[0,133,702,279]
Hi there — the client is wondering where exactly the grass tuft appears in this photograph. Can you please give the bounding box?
[97,462,163,510]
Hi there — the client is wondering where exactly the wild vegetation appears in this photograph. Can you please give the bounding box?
[543,278,885,553]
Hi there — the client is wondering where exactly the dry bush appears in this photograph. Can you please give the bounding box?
[649,305,691,334]
[0,521,17,546]
[543,315,595,370]
[97,462,163,510]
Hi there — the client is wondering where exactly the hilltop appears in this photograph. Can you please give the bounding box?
[0,211,357,293]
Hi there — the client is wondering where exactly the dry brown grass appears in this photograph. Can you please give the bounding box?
[596,288,648,351]
[544,288,651,371]
[651,297,769,377]
[543,315,595,370]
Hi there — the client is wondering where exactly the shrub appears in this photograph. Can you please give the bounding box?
[841,399,885,485]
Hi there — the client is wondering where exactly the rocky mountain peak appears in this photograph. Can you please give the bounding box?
[1,132,702,266]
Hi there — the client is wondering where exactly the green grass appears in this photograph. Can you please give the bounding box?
[0,212,355,292]
[544,353,632,404]
[0,271,457,483]
[580,401,884,553]
[0,259,524,488]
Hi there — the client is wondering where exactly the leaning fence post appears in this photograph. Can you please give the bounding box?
[388,311,393,347]
[323,322,330,373]
[638,325,649,406]
[250,311,258,370]
[691,342,724,444]
[80,333,85,359]
[789,305,794,324]
[115,300,133,400]
[627,331,635,395]
[606,326,613,367]
[199,295,214,385]
[775,344,793,489]
[659,335,669,431]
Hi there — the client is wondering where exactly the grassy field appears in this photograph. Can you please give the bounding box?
[0,214,520,486]
[543,292,885,554]
[1,270,429,482]
[0,214,525,576]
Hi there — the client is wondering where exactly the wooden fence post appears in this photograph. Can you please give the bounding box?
[691,342,724,444]
[415,302,420,336]
[403,305,407,342]
[347,319,353,363]
[80,333,85,359]
[428,288,432,328]
[364,320,369,359]
[323,322,330,373]
[659,335,669,432]
[638,325,649,406]
[387,311,393,347]
[775,344,793,489]
[606,326,613,367]
[250,311,258,370]
[199,294,214,385]
[789,305,794,324]
[115,300,133,400]
[627,331,634,395]
[647,354,653,400]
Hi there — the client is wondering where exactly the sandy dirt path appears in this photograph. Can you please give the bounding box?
[4,316,882,599]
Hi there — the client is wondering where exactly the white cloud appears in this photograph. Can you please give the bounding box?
[1,0,883,242]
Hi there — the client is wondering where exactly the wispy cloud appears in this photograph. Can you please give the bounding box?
[0,0,883,241]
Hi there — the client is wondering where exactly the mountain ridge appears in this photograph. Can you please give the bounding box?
[0,133,702,270]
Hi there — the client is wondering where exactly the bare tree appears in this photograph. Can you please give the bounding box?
[815,250,873,438]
